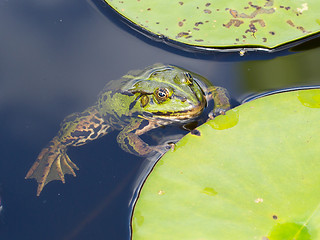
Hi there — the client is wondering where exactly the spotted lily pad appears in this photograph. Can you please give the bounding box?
[104,0,320,52]
[131,89,320,239]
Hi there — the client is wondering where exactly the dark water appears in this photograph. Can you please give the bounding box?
[0,0,320,239]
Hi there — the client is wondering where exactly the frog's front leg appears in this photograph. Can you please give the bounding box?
[206,86,231,119]
[25,106,111,196]
[117,118,166,156]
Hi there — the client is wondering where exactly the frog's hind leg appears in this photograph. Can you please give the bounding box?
[26,107,112,196]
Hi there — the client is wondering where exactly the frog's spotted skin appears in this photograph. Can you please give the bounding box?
[25,63,230,196]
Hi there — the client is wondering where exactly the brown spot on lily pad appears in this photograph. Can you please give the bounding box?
[245,23,257,34]
[223,19,244,28]
[236,4,275,19]
[229,9,238,18]
[264,0,274,7]
[195,21,203,26]
[252,19,266,27]
[287,20,295,27]
[286,20,309,33]
[176,32,189,38]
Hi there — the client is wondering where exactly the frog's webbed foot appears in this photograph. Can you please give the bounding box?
[206,86,230,120]
[25,137,79,196]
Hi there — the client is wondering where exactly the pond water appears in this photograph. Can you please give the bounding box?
[0,0,319,239]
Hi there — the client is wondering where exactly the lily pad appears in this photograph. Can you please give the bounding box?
[131,89,320,239]
[104,0,320,52]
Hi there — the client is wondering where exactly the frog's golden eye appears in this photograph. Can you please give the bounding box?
[155,88,169,103]
[140,95,149,108]
[183,72,193,85]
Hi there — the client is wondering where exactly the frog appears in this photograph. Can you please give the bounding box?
[25,63,230,196]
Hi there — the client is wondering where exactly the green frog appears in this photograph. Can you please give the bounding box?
[25,63,230,196]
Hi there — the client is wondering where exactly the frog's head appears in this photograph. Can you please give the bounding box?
[123,64,207,121]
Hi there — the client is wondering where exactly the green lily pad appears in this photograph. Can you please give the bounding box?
[105,0,320,52]
[132,89,320,239]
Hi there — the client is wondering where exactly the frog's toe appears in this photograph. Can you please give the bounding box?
[208,108,227,119]
[61,153,79,177]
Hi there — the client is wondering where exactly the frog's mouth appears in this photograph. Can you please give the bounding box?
[143,102,206,122]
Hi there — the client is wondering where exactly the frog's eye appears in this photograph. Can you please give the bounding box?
[183,72,193,85]
[155,88,169,103]
[140,95,149,108]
